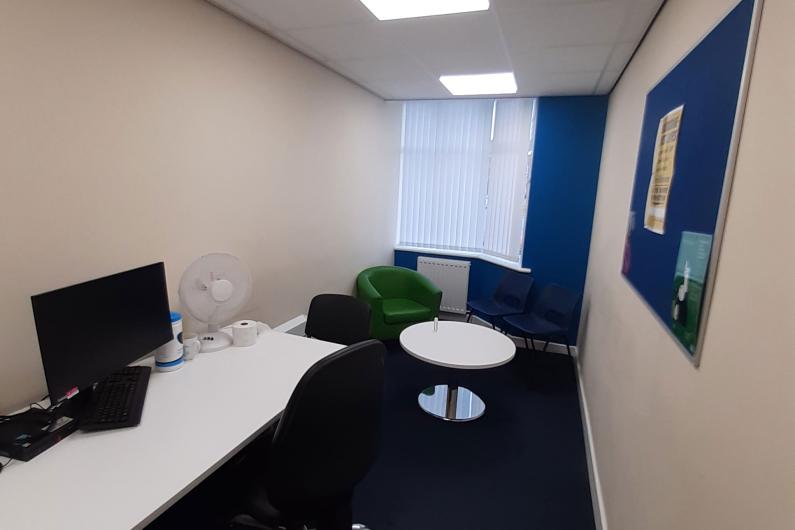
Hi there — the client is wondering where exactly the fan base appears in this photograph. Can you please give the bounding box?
[199,331,233,353]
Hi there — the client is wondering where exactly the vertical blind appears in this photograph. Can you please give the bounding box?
[398,98,536,264]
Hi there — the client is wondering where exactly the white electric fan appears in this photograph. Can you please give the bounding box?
[178,253,253,353]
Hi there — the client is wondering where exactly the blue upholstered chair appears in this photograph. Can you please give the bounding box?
[503,284,579,357]
[466,271,534,329]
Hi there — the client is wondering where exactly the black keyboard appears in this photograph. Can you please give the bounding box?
[80,366,151,431]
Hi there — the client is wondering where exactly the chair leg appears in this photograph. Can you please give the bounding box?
[542,340,550,352]
[565,339,572,358]
[466,311,472,323]
[523,335,529,351]
[529,336,537,351]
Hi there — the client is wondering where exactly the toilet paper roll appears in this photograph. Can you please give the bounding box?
[232,320,258,347]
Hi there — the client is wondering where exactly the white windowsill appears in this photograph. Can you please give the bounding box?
[395,245,532,274]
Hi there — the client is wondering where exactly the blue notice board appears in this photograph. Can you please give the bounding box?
[621,0,761,365]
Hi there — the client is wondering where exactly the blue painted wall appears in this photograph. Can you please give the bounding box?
[521,96,608,342]
[395,96,608,344]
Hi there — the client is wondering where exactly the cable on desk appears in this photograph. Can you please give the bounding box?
[0,457,10,475]
[32,394,50,412]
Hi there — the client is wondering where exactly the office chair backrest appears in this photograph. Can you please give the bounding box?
[533,284,580,328]
[494,272,535,312]
[266,340,386,515]
[305,294,371,345]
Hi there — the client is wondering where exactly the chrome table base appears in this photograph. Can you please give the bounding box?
[417,384,486,422]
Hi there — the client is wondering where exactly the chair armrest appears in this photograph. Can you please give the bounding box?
[356,273,383,314]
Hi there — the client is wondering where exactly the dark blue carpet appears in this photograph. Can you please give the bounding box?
[353,341,596,530]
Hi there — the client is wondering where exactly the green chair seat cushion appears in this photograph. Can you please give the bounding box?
[382,298,435,325]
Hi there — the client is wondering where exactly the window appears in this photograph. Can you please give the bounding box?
[397,98,536,266]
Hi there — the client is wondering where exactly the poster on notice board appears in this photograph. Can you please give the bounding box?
[644,105,684,234]
[671,232,713,353]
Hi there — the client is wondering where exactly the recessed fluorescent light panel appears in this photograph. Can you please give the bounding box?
[360,0,489,21]
[439,72,518,96]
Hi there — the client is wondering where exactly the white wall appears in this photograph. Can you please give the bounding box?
[0,0,401,412]
[579,0,795,529]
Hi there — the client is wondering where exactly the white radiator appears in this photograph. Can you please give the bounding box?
[417,256,471,314]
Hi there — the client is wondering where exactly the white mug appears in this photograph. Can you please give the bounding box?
[182,332,201,360]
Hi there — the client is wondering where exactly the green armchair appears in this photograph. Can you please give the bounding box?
[356,266,443,340]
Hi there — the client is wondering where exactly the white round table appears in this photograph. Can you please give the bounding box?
[399,320,516,422]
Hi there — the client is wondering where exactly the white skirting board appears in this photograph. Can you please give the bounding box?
[576,358,608,530]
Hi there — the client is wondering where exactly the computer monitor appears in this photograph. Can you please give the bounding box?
[31,263,173,404]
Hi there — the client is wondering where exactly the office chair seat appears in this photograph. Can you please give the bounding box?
[466,298,522,318]
[503,312,563,336]
[503,284,579,356]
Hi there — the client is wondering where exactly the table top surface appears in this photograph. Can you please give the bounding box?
[400,321,516,370]
[0,330,342,530]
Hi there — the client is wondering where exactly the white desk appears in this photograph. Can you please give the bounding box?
[0,330,342,530]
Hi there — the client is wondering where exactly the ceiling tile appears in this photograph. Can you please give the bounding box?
[387,80,452,99]
[498,1,629,51]
[225,0,374,31]
[517,70,602,96]
[381,12,510,73]
[332,55,429,82]
[618,0,661,42]
[414,48,513,77]
[605,41,637,72]
[355,80,397,99]
[514,44,613,74]
[595,69,621,94]
[288,23,404,61]
[492,0,612,8]
[373,78,450,100]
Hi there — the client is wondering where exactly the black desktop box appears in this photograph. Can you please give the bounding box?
[0,410,78,462]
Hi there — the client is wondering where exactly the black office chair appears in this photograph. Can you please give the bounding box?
[232,340,386,530]
[305,294,371,346]
[466,271,534,329]
[503,284,579,357]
